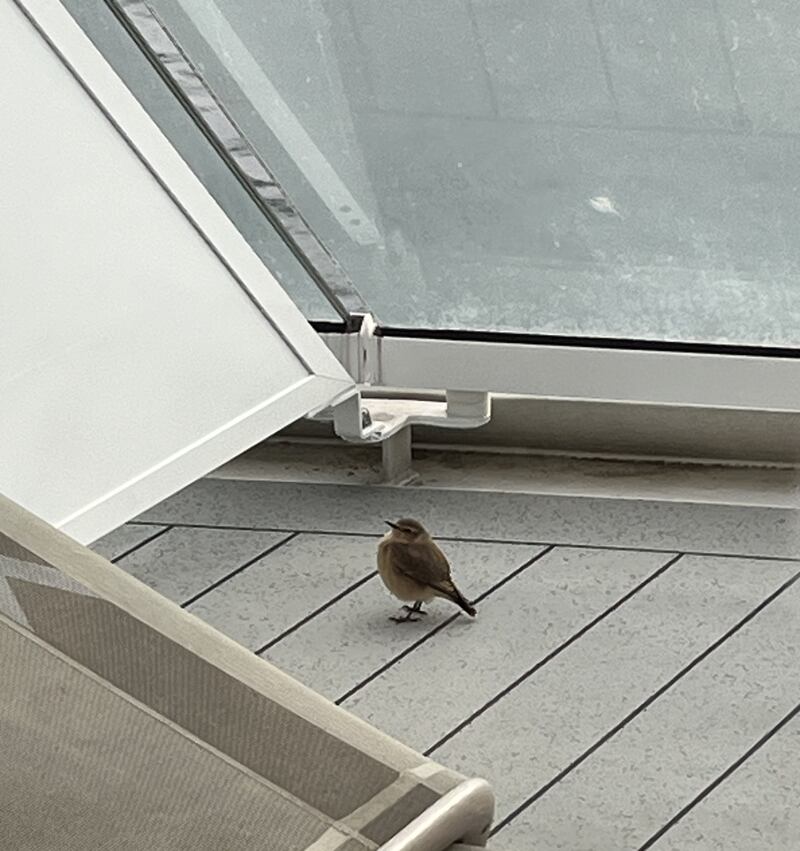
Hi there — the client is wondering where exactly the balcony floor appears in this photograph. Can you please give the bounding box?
[93,476,800,850]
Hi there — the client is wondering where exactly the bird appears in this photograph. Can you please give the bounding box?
[377,518,477,623]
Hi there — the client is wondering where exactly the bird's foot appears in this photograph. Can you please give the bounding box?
[402,605,427,616]
[390,612,422,624]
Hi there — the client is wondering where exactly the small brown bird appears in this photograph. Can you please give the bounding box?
[377,518,477,623]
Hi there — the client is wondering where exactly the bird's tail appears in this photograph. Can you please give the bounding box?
[450,585,477,617]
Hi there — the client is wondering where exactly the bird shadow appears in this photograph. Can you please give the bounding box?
[367,606,477,634]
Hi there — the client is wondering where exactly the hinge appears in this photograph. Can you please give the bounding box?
[315,314,491,442]
[312,315,491,482]
[328,387,492,443]
[321,388,491,485]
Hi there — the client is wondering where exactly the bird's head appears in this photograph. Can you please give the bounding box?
[384,517,428,543]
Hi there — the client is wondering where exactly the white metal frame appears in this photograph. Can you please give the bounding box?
[3,0,358,543]
[13,0,350,381]
[320,328,800,414]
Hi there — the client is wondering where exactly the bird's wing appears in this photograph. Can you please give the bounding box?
[387,540,452,591]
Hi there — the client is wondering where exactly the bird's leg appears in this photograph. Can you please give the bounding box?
[390,613,420,623]
[390,601,425,623]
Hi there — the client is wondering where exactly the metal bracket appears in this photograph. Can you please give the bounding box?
[319,388,490,484]
[312,313,491,482]
[325,388,491,443]
[315,314,492,445]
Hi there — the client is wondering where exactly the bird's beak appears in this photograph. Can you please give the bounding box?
[384,520,400,530]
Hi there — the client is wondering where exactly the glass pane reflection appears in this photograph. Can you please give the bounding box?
[91,1,800,344]
[63,0,341,321]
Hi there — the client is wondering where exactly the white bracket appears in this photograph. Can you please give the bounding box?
[323,388,490,484]
[312,315,492,482]
[326,388,491,443]
[315,314,492,443]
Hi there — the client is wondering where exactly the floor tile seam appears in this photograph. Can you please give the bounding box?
[127,520,800,564]
[490,567,800,836]
[110,525,173,563]
[334,545,556,706]
[425,552,683,756]
[254,570,378,655]
[637,699,800,850]
[179,531,299,608]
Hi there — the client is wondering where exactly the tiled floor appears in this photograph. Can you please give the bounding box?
[93,478,800,850]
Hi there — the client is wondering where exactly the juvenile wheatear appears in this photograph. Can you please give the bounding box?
[377,518,477,623]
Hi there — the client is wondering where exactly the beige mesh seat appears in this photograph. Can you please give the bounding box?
[0,494,494,850]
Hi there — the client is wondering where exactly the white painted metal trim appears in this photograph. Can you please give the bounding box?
[336,334,800,414]
[15,0,352,386]
[325,393,491,443]
[4,0,359,543]
[59,375,350,544]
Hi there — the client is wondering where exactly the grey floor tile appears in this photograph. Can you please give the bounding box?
[654,712,800,851]
[137,479,800,560]
[186,533,380,651]
[431,555,798,820]
[90,523,167,562]
[340,547,669,751]
[117,526,290,605]
[495,570,800,850]
[263,540,543,700]
[434,557,797,816]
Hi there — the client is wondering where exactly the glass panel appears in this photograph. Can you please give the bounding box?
[62,0,340,322]
[127,0,800,346]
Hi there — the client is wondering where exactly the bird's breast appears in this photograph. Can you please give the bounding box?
[377,541,433,602]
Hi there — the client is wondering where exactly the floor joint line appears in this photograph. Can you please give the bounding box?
[490,567,800,836]
[179,532,299,609]
[335,546,555,706]
[110,525,173,563]
[255,571,377,655]
[426,552,683,756]
[637,699,800,849]
[127,520,800,564]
